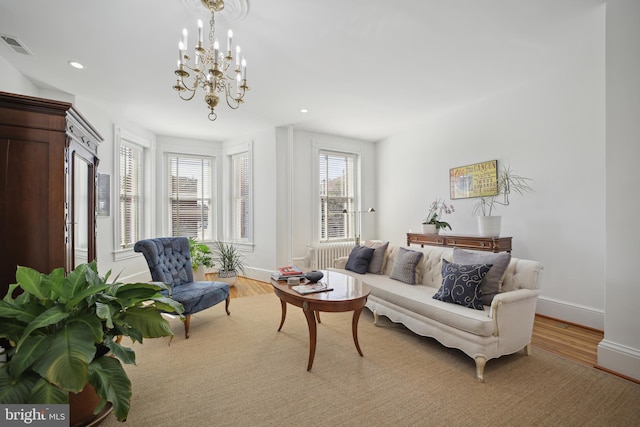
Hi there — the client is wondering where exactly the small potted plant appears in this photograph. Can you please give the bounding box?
[422,198,454,234]
[0,261,183,424]
[189,238,214,281]
[211,240,247,287]
[472,165,534,236]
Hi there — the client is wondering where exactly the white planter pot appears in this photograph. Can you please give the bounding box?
[216,270,238,287]
[477,216,501,237]
[421,224,438,234]
[192,268,206,282]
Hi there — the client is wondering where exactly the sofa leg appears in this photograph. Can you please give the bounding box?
[475,356,486,382]
[373,310,379,326]
[524,343,531,356]
[184,315,191,339]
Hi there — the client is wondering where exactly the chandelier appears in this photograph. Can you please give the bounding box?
[173,0,248,121]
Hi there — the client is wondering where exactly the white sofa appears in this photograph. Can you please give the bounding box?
[331,243,543,381]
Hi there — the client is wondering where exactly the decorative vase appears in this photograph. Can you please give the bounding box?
[216,270,238,287]
[304,270,324,283]
[422,224,438,234]
[477,216,501,237]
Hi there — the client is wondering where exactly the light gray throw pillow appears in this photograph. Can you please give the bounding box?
[366,241,389,274]
[390,247,423,285]
[452,248,511,306]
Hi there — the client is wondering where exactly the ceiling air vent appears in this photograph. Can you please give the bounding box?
[1,34,33,55]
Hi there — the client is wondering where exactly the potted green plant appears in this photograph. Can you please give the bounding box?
[472,165,534,236]
[189,238,214,281]
[422,198,454,234]
[0,261,184,424]
[211,240,247,287]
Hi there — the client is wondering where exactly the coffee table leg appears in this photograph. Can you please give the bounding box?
[352,307,364,357]
[277,299,287,331]
[303,303,317,371]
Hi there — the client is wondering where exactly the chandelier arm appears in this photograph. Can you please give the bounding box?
[178,88,199,101]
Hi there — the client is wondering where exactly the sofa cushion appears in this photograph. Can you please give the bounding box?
[453,248,511,305]
[389,247,423,285]
[433,260,492,310]
[345,245,375,274]
[365,240,389,274]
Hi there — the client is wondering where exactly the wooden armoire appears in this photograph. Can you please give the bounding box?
[0,92,102,297]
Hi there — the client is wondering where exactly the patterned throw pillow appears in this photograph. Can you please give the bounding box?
[345,246,375,274]
[389,247,424,285]
[452,248,511,306]
[433,259,493,310]
[365,241,389,274]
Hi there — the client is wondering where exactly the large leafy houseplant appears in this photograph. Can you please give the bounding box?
[189,238,214,272]
[0,261,184,422]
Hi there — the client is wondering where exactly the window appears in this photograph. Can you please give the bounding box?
[230,151,250,241]
[118,143,143,248]
[319,150,356,241]
[168,155,214,241]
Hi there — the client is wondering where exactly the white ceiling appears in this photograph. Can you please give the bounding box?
[0,0,599,142]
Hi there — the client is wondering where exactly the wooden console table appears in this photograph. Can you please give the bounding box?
[406,233,512,253]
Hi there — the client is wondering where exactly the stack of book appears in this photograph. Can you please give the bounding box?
[271,265,305,281]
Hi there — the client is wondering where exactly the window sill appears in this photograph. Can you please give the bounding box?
[113,247,139,262]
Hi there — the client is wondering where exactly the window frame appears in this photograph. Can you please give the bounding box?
[166,153,215,242]
[315,147,360,243]
[113,128,152,260]
[225,141,253,244]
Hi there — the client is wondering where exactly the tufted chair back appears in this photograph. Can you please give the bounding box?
[134,237,194,287]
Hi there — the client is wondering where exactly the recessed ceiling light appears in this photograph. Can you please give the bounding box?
[68,61,84,69]
[300,108,309,113]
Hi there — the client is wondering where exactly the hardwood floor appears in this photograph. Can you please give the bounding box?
[226,276,604,368]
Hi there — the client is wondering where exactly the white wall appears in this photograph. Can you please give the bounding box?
[600,0,640,381]
[0,55,38,96]
[377,4,606,330]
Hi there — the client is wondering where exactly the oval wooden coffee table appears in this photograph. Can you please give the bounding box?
[270,270,371,371]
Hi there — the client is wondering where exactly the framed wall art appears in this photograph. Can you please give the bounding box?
[449,160,498,200]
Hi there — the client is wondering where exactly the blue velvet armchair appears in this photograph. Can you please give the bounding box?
[134,237,230,338]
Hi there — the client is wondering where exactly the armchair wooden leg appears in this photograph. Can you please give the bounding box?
[524,343,532,356]
[225,296,231,315]
[184,315,191,339]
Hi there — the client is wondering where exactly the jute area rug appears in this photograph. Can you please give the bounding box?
[103,294,639,427]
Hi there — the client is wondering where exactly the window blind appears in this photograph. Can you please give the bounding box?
[231,152,249,241]
[319,151,355,240]
[168,155,213,241]
[119,144,143,248]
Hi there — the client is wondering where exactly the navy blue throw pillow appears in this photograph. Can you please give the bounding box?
[433,259,493,310]
[345,246,375,274]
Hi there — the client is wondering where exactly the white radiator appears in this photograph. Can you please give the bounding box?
[307,242,355,270]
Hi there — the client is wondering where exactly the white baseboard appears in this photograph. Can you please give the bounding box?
[597,339,640,381]
[536,296,604,330]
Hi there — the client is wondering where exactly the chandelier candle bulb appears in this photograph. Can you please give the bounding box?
[236,46,241,66]
[198,19,203,44]
[241,58,246,80]
[227,30,233,53]
[213,40,219,64]
[182,28,188,51]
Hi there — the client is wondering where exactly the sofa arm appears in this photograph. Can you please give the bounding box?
[490,289,540,346]
[333,256,349,269]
